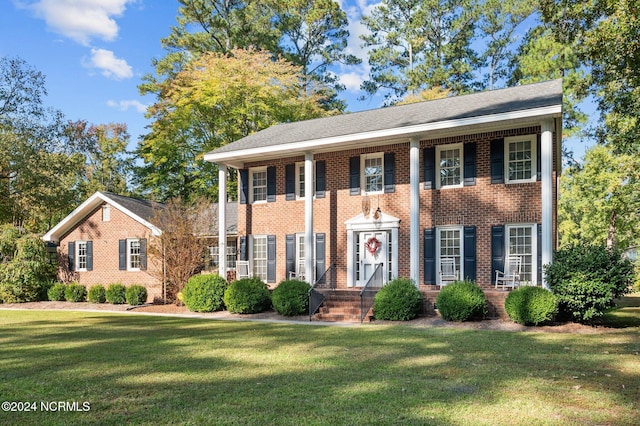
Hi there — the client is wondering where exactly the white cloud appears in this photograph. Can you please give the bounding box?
[85,48,133,80]
[22,0,134,45]
[107,99,147,113]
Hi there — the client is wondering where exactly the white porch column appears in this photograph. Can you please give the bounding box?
[304,152,314,284]
[410,137,421,286]
[541,120,554,289]
[218,164,227,278]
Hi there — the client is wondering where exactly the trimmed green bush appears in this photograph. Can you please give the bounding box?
[505,286,558,325]
[125,285,148,306]
[183,274,228,312]
[373,278,423,321]
[553,274,615,323]
[272,279,311,316]
[88,285,106,303]
[64,283,87,302]
[436,280,487,322]
[106,284,126,304]
[47,283,67,301]
[223,277,272,314]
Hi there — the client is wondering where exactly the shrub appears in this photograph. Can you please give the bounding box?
[48,283,67,301]
[436,280,487,321]
[553,274,615,323]
[373,278,423,321]
[545,244,634,322]
[64,283,87,302]
[272,279,311,316]
[106,284,126,304]
[182,274,228,312]
[505,286,558,325]
[125,285,148,305]
[87,285,106,303]
[223,277,271,314]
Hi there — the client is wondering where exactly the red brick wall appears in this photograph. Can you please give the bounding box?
[57,203,163,302]
[238,127,557,288]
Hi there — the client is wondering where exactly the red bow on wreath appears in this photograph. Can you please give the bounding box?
[365,236,381,256]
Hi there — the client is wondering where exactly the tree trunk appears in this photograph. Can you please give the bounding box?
[606,208,616,249]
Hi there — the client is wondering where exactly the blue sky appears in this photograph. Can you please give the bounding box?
[1,0,591,159]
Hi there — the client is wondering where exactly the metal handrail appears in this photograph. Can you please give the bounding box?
[359,263,384,323]
[308,264,336,321]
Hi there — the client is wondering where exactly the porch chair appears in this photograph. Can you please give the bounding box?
[439,258,459,287]
[494,256,521,289]
[236,260,251,280]
[289,260,306,281]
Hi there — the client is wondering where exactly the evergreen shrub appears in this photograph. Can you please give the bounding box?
[373,278,423,321]
[505,286,558,325]
[106,284,126,304]
[88,285,106,303]
[272,279,310,316]
[436,280,487,321]
[47,283,67,301]
[125,285,148,305]
[223,277,271,314]
[64,283,87,302]
[182,274,228,312]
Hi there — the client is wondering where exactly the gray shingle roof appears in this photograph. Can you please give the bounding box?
[102,192,165,223]
[207,79,562,156]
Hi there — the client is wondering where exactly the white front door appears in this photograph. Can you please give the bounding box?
[357,230,387,287]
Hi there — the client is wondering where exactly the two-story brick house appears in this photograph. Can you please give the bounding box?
[205,80,563,297]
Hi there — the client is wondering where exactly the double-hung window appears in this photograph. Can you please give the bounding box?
[436,227,462,285]
[506,224,537,284]
[252,236,267,281]
[128,239,141,270]
[250,168,267,203]
[505,135,536,183]
[436,144,462,188]
[295,162,315,199]
[362,154,383,193]
[76,241,88,271]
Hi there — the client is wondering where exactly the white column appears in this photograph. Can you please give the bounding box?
[410,137,421,286]
[218,164,227,278]
[541,120,554,289]
[304,152,314,284]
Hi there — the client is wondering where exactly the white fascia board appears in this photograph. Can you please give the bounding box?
[204,105,562,164]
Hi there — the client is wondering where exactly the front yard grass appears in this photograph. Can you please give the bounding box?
[0,310,638,425]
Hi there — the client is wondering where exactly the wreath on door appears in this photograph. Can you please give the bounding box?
[365,236,381,256]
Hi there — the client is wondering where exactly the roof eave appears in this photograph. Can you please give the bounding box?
[204,105,562,168]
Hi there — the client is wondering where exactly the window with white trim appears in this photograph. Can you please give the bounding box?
[295,162,316,199]
[436,227,462,284]
[128,239,141,270]
[102,205,110,221]
[506,224,537,284]
[437,144,463,188]
[250,168,267,203]
[505,135,537,183]
[252,236,267,281]
[76,241,88,271]
[362,154,383,193]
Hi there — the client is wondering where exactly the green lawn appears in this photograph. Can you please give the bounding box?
[0,310,638,425]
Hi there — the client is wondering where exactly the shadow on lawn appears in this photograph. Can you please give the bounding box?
[0,311,638,425]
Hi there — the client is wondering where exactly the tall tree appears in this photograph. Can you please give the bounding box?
[136,48,332,202]
[360,0,479,104]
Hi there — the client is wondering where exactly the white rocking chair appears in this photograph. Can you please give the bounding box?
[236,261,251,280]
[495,256,521,289]
[289,260,306,281]
[439,258,459,287]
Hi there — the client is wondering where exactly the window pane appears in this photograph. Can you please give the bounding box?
[364,157,383,192]
[508,226,533,282]
[439,147,461,187]
[129,240,141,269]
[508,140,532,181]
[77,242,87,270]
[252,171,267,202]
[439,229,461,274]
[298,165,305,198]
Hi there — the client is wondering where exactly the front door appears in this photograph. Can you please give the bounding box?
[356,230,387,287]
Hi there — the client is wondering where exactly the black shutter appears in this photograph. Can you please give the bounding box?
[86,241,93,271]
[239,169,249,204]
[285,234,295,278]
[140,238,147,271]
[463,226,476,281]
[423,228,436,284]
[423,147,435,189]
[349,156,360,195]
[491,225,505,284]
[285,164,295,201]
[267,166,276,202]
[537,224,543,284]
[463,142,476,186]
[239,236,248,261]
[490,139,504,184]
[315,233,326,284]
[315,160,326,198]
[68,241,75,272]
[119,239,126,270]
[267,235,276,283]
[384,152,395,193]
[536,134,542,181]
